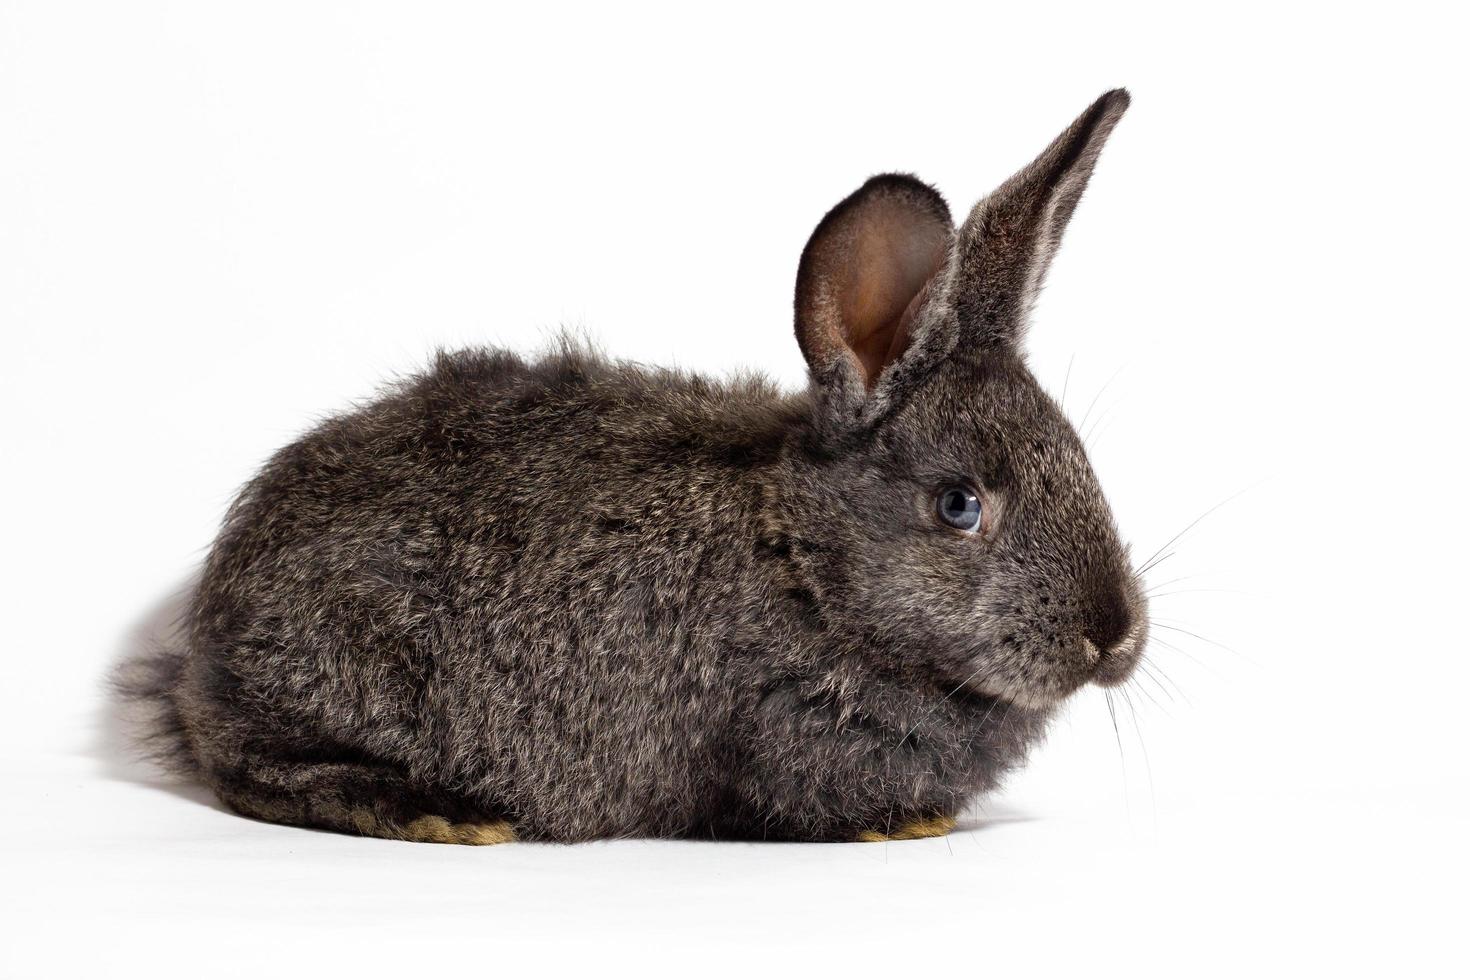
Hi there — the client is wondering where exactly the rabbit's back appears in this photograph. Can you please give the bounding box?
[175,344,804,839]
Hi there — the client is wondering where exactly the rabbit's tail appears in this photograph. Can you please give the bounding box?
[111,648,198,775]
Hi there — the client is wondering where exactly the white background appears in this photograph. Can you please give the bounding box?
[3,1,1466,976]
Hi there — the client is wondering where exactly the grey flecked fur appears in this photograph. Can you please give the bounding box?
[122,89,1146,844]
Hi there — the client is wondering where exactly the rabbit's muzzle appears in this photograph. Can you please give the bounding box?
[1081,582,1148,688]
[1084,613,1148,688]
[969,572,1149,708]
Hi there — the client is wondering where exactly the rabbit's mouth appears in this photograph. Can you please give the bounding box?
[1086,617,1149,689]
[961,565,1151,710]
[964,618,1149,711]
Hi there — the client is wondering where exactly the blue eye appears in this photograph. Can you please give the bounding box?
[937,486,983,532]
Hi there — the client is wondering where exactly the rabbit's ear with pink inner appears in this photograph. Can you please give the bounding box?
[793,173,954,424]
[793,90,1131,435]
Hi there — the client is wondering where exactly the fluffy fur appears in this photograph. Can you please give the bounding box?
[123,89,1145,844]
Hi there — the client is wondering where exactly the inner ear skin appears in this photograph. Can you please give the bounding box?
[839,209,949,386]
[881,273,938,377]
[793,175,953,398]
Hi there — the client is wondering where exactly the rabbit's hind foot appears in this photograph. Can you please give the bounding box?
[855,815,956,843]
[354,811,517,846]
[203,747,515,846]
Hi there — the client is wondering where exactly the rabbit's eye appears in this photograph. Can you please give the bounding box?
[936,486,983,532]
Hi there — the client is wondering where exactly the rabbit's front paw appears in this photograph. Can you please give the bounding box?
[402,816,517,845]
[855,815,956,842]
[350,809,517,845]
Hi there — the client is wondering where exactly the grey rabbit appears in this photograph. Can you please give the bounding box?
[125,89,1147,844]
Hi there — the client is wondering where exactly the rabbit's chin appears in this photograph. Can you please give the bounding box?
[964,661,1110,712]
[969,680,1079,713]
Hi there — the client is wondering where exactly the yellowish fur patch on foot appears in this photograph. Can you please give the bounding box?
[856,815,956,842]
[347,809,516,845]
[402,815,517,845]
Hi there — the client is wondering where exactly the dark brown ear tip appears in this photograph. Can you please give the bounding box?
[1096,88,1132,120]
[1062,89,1130,154]
[853,173,953,226]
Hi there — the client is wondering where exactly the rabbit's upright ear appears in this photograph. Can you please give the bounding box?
[947,89,1131,350]
[794,174,953,422]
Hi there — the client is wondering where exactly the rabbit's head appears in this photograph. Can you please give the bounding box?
[788,90,1145,709]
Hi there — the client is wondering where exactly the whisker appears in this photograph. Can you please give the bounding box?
[1151,621,1253,663]
[1084,414,1118,451]
[1148,635,1221,676]
[1105,691,1126,766]
[1134,487,1250,579]
[997,700,1017,738]
[1077,364,1126,436]
[1147,587,1252,600]
[1127,675,1169,715]
[883,798,896,862]
[1134,660,1180,707]
[1138,657,1191,705]
[878,663,992,857]
[1136,550,1176,580]
[1142,574,1194,595]
[1119,686,1157,825]
[1104,691,1131,822]
[894,665,986,751]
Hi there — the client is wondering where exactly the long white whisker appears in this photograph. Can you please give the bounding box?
[1060,353,1076,412]
[1151,621,1255,664]
[1119,686,1156,827]
[1077,364,1126,435]
[1136,487,1251,576]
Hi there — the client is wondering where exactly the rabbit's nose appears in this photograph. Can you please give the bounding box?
[1079,582,1145,686]
[1084,586,1131,653]
[1088,609,1147,687]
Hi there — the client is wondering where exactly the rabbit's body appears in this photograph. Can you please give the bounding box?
[134,90,1147,844]
[169,347,1044,842]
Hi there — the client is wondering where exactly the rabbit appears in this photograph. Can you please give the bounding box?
[123,89,1146,845]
